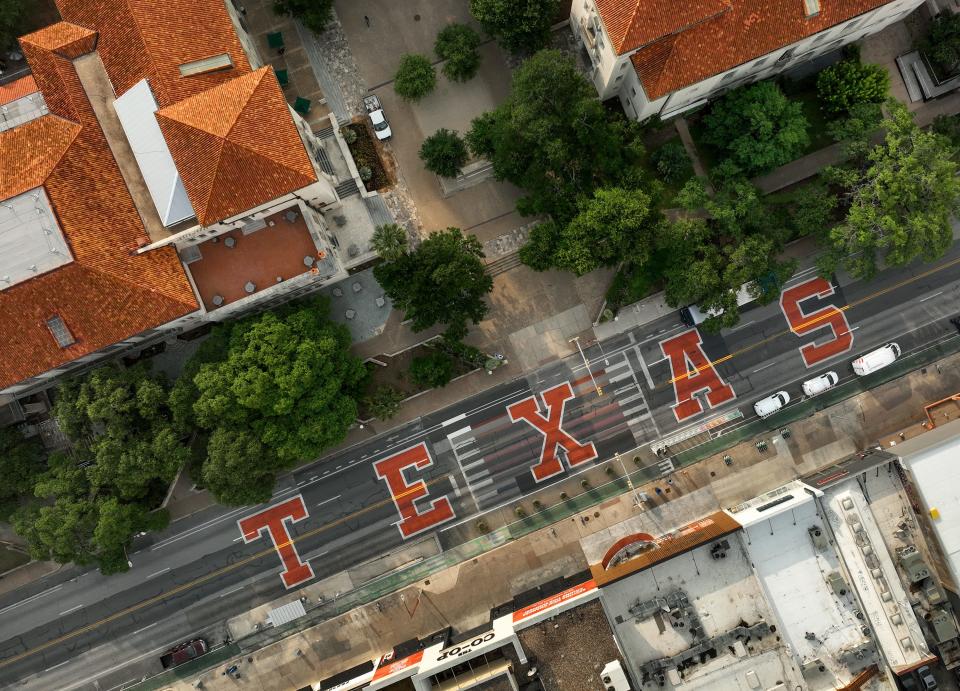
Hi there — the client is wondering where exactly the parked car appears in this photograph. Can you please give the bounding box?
[363,95,392,141]
[916,665,938,691]
[754,391,790,418]
[160,639,208,669]
[852,343,900,376]
[802,371,838,397]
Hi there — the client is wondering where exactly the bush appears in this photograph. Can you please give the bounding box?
[410,351,456,389]
[365,386,405,420]
[435,23,482,82]
[701,81,809,176]
[341,127,358,144]
[932,113,960,148]
[419,128,469,178]
[358,166,373,182]
[650,141,692,183]
[394,54,436,101]
[921,12,960,78]
[816,59,889,117]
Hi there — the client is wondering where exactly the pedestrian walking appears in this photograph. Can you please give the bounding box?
[364,15,370,27]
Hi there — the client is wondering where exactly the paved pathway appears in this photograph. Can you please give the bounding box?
[295,19,351,123]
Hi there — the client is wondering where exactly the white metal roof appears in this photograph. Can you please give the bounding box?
[266,598,306,627]
[0,187,72,290]
[113,79,195,227]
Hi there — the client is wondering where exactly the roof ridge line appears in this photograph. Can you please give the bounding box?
[81,260,197,308]
[224,68,267,139]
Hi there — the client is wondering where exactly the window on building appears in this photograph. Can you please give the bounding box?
[719,70,738,84]
[753,56,768,69]
[777,48,795,63]
[631,86,637,97]
[179,53,233,77]
[46,315,75,348]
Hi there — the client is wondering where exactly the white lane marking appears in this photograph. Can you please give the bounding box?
[233,536,243,542]
[751,362,777,374]
[44,659,71,672]
[635,350,656,390]
[219,586,245,599]
[146,567,170,580]
[151,504,251,551]
[461,458,486,472]
[59,604,83,616]
[297,480,307,486]
[920,290,944,303]
[727,320,755,333]
[310,475,318,481]
[441,413,467,427]
[448,474,461,497]
[316,494,341,507]
[132,622,158,635]
[0,584,63,615]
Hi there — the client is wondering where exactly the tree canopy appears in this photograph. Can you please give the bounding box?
[272,0,333,35]
[420,128,469,178]
[820,100,960,279]
[0,0,29,52]
[701,81,810,176]
[374,227,492,340]
[467,50,645,224]
[435,23,482,82]
[921,12,960,77]
[185,297,366,481]
[816,57,889,118]
[0,428,44,520]
[394,54,437,101]
[469,0,559,54]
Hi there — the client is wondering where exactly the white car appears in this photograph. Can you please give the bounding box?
[754,391,790,418]
[363,95,392,141]
[802,371,838,397]
[852,343,900,376]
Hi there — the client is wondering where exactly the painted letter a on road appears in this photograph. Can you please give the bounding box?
[507,381,598,483]
[779,276,853,368]
[660,329,735,423]
[374,443,455,539]
[238,495,314,589]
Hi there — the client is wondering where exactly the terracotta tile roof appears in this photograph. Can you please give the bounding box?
[590,511,742,587]
[19,21,97,58]
[595,0,730,54]
[156,67,317,226]
[55,0,251,106]
[0,23,198,391]
[622,0,892,100]
[0,75,38,106]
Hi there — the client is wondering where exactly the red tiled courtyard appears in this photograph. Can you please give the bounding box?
[186,208,324,311]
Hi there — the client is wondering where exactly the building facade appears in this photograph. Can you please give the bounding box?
[571,0,924,121]
[0,0,368,398]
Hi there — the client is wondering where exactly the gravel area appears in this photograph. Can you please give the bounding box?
[515,601,624,690]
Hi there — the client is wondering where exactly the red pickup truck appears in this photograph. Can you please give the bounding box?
[160,639,207,669]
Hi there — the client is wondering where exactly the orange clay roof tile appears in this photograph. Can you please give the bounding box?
[156,68,317,226]
[608,0,892,100]
[0,23,198,390]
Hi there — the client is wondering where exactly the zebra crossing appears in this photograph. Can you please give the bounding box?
[603,349,658,441]
[447,427,498,510]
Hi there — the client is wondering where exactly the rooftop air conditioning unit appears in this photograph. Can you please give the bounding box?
[601,660,631,691]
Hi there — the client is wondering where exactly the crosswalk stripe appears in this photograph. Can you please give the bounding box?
[462,458,486,471]
[617,391,645,405]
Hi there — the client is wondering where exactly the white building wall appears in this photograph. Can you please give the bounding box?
[574,0,924,121]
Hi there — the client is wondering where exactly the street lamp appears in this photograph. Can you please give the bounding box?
[569,335,602,397]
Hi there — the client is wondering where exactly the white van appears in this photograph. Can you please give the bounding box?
[852,343,900,376]
[802,371,839,396]
[754,391,790,418]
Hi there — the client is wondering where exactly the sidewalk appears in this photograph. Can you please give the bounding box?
[169,348,960,691]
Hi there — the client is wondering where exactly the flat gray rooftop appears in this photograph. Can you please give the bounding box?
[0,187,72,290]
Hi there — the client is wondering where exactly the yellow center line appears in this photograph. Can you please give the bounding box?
[0,477,446,669]
[666,255,960,387]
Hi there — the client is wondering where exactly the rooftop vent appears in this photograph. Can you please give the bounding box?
[179,53,233,77]
[804,0,820,18]
[46,315,75,348]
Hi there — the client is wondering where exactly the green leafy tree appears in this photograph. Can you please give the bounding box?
[188,297,366,473]
[518,221,562,272]
[93,498,168,574]
[820,100,960,279]
[374,227,492,339]
[0,0,29,52]
[0,428,44,520]
[467,50,646,223]
[701,81,810,176]
[53,364,186,500]
[394,54,436,101]
[651,141,693,184]
[932,113,960,148]
[921,12,960,77]
[410,351,456,388]
[364,386,405,420]
[469,0,559,54]
[435,23,482,82]
[272,0,333,34]
[200,429,282,506]
[419,129,469,178]
[816,58,889,117]
[549,188,658,276]
[371,223,409,261]
[658,179,795,330]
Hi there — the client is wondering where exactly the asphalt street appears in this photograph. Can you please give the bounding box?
[4,243,960,689]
